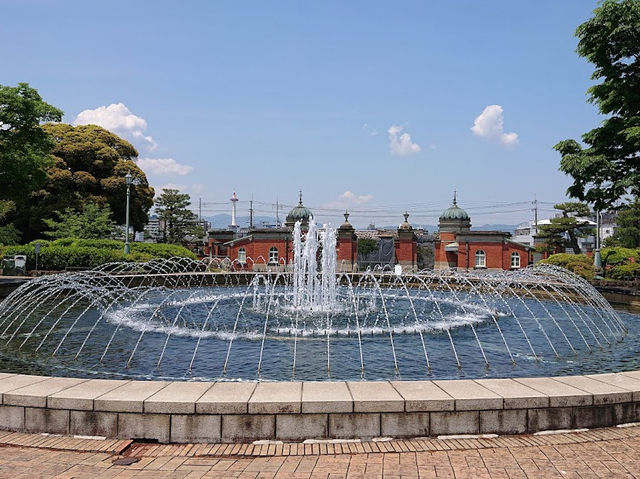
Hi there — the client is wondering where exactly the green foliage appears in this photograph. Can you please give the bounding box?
[0,225,21,246]
[606,198,640,248]
[44,202,116,239]
[609,263,640,280]
[357,238,378,256]
[554,0,640,210]
[0,238,196,270]
[601,247,640,267]
[155,189,200,244]
[0,83,63,211]
[16,123,155,241]
[536,202,593,254]
[540,253,596,280]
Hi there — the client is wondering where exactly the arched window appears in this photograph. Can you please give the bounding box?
[237,248,246,264]
[268,246,278,265]
[474,250,486,268]
[511,252,520,269]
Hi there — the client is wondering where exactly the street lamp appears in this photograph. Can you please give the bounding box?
[124,172,141,255]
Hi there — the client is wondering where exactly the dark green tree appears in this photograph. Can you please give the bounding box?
[554,0,640,210]
[0,83,63,239]
[357,238,378,256]
[17,123,155,240]
[605,198,640,247]
[536,202,593,254]
[155,189,200,244]
[44,202,116,239]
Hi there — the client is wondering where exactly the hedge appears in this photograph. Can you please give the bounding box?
[601,247,639,268]
[0,238,196,271]
[608,263,640,281]
[539,253,596,280]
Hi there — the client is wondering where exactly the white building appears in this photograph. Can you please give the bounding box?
[513,217,597,253]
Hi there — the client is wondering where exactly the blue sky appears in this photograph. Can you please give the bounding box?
[3,1,603,227]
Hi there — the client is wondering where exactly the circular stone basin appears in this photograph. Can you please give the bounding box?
[0,259,637,381]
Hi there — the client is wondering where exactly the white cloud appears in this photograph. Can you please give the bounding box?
[324,190,374,210]
[74,103,157,150]
[471,105,519,146]
[137,157,193,176]
[154,183,186,196]
[362,123,379,136]
[388,125,421,156]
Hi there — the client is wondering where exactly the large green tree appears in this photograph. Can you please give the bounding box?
[17,123,155,240]
[536,202,593,254]
[554,0,640,210]
[44,202,116,239]
[155,189,200,244]
[605,198,640,247]
[0,83,63,237]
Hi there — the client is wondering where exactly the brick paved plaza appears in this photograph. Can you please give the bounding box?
[1,426,640,478]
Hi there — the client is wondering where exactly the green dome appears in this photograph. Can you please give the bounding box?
[439,192,470,221]
[440,203,469,221]
[286,191,313,224]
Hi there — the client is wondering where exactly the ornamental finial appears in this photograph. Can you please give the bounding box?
[298,189,303,206]
[453,190,457,205]
[344,210,350,222]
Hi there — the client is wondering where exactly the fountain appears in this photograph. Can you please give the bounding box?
[0,220,637,382]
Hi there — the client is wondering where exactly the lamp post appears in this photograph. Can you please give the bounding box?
[124,172,133,254]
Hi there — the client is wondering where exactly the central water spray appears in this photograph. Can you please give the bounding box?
[291,219,338,313]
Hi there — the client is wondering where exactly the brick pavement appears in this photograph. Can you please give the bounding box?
[1,427,640,478]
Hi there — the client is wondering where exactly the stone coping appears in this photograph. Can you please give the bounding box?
[2,372,640,442]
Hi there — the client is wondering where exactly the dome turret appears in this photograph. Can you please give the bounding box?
[285,190,313,229]
[439,191,471,232]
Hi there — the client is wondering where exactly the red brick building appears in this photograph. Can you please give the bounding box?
[434,195,533,270]
[207,193,419,272]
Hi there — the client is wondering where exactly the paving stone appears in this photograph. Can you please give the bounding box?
[94,381,169,413]
[171,414,221,443]
[145,382,213,414]
[117,413,170,442]
[70,410,118,437]
[480,409,527,434]
[514,377,592,407]
[25,407,69,434]
[433,380,502,410]
[48,379,130,410]
[0,405,24,430]
[221,414,275,442]
[381,412,429,437]
[475,378,549,409]
[347,381,404,412]
[302,382,352,413]
[276,413,328,441]
[556,375,632,405]
[248,382,301,414]
[390,381,454,411]
[196,382,256,414]
[430,411,479,435]
[527,407,572,432]
[589,373,640,401]
[328,413,380,439]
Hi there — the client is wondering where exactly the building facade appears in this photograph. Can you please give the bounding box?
[434,195,533,270]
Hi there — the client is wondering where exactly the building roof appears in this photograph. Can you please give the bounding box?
[286,191,313,223]
[439,192,470,221]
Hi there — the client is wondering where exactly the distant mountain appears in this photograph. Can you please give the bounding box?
[204,214,278,229]
[472,224,518,233]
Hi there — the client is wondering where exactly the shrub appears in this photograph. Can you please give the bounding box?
[539,253,595,280]
[0,238,196,270]
[601,247,639,267]
[609,263,640,281]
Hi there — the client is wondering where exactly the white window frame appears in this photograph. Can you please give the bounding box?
[474,250,486,268]
[238,247,246,264]
[268,246,278,265]
[510,252,520,269]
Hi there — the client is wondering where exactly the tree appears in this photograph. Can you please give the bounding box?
[44,202,116,239]
[0,83,63,238]
[357,238,378,256]
[605,198,640,247]
[554,0,640,211]
[15,123,155,240]
[536,202,593,254]
[155,189,200,244]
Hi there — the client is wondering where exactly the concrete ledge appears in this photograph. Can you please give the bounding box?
[0,372,639,442]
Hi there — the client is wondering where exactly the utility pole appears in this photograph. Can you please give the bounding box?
[198,198,202,222]
[275,199,280,227]
[249,197,254,229]
[532,195,538,237]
